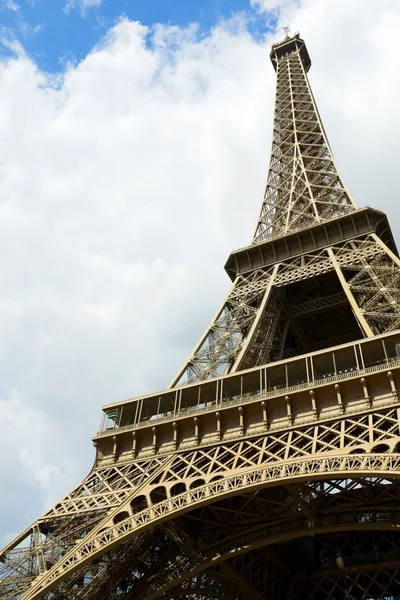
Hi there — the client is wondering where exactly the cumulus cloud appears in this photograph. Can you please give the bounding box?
[0,16,273,539]
[1,1,400,543]
[0,390,80,536]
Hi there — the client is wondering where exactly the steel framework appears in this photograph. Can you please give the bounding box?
[2,32,400,600]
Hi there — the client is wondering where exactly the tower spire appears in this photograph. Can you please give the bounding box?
[253,33,355,244]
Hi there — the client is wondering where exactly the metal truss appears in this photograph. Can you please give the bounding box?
[3,404,400,599]
[15,472,400,600]
[161,567,254,600]
[336,234,400,335]
[168,34,400,387]
[253,35,355,243]
[295,566,400,599]
[3,33,400,600]
[170,266,278,386]
[293,530,400,599]
[171,233,400,385]
[147,477,400,599]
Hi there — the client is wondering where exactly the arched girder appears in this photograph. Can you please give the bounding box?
[6,403,400,600]
[160,532,400,600]
[147,520,400,599]
[17,452,400,600]
[122,476,400,599]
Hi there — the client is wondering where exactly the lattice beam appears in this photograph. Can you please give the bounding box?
[253,35,355,243]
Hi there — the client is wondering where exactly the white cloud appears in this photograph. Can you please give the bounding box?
[1,1,400,543]
[251,0,293,12]
[64,0,102,16]
[1,0,20,11]
[0,16,272,539]
[0,391,80,526]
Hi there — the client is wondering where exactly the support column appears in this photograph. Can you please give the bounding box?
[327,247,373,337]
[231,264,280,372]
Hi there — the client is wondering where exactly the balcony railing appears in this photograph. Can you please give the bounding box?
[98,330,400,435]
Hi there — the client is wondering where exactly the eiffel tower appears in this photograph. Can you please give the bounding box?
[3,31,400,600]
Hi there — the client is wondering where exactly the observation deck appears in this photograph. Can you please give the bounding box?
[270,33,311,72]
[94,330,400,463]
[225,207,397,280]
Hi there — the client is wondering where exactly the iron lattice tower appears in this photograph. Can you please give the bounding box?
[2,33,400,600]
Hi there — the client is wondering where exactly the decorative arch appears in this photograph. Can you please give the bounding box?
[17,452,400,600]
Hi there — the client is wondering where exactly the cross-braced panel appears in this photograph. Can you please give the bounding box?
[171,266,277,386]
[3,402,400,600]
[226,548,285,598]
[171,233,400,385]
[293,531,400,599]
[253,38,355,243]
[162,568,250,600]
[332,234,400,335]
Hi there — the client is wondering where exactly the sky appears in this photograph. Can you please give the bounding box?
[0,0,273,71]
[1,0,400,546]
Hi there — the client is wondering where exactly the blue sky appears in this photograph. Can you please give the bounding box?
[0,0,273,72]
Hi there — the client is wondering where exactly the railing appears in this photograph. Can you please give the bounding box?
[96,356,400,437]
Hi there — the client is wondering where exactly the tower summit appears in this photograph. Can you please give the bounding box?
[257,32,353,243]
[2,33,400,600]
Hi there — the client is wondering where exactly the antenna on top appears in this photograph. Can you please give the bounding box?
[282,25,291,39]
